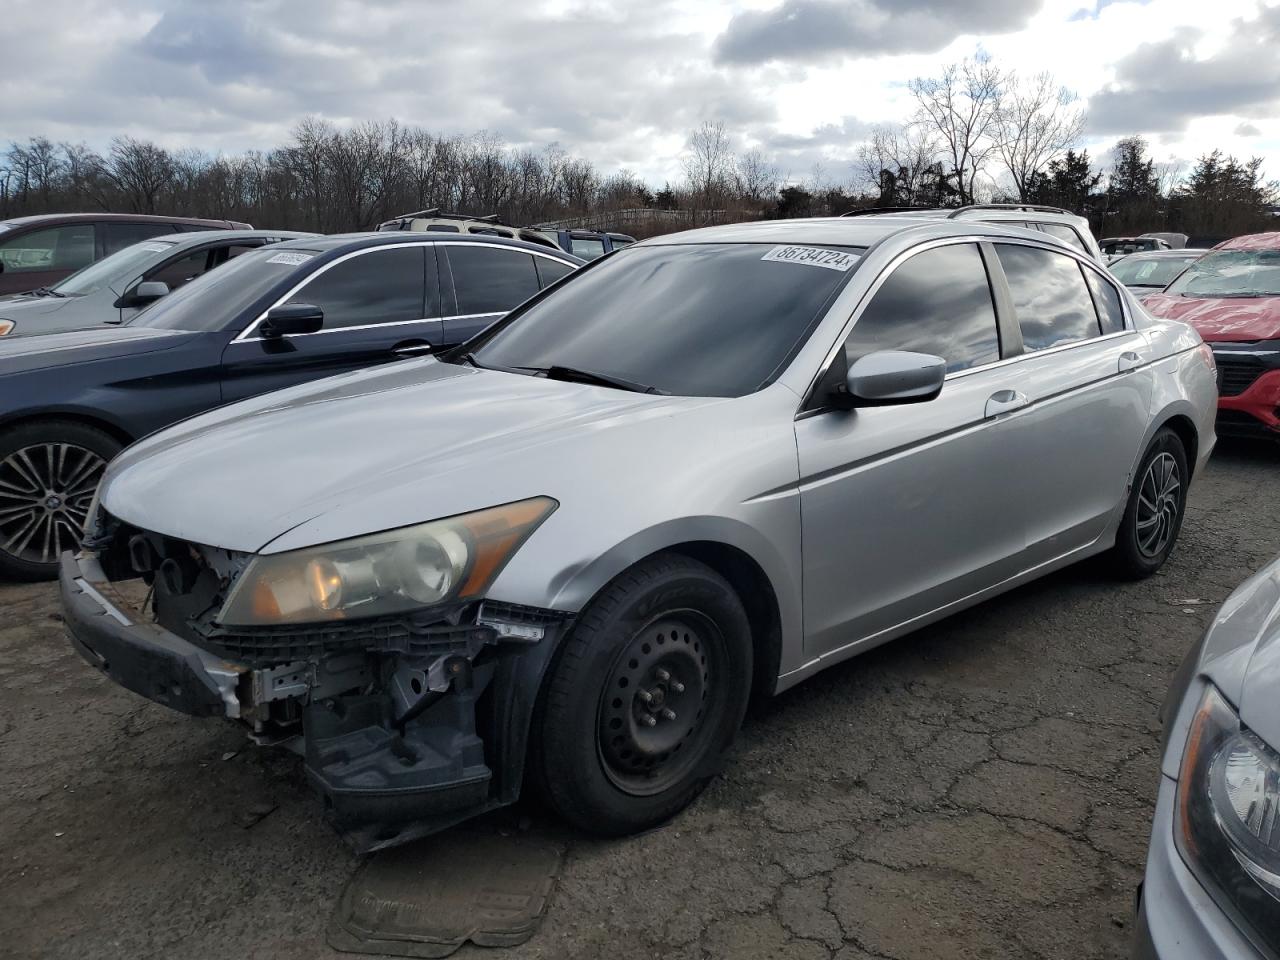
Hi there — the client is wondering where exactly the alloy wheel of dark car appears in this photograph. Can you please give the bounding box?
[0,421,120,580]
[535,553,753,835]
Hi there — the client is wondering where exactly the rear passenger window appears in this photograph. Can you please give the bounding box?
[1038,223,1088,253]
[996,244,1100,351]
[535,257,574,289]
[104,222,174,255]
[845,243,1000,373]
[1082,268,1126,334]
[449,246,540,315]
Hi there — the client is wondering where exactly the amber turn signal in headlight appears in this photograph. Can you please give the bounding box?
[217,497,557,626]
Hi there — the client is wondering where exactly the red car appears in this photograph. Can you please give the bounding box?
[1142,231,1280,438]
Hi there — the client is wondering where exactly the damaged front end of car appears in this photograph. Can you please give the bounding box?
[60,496,571,852]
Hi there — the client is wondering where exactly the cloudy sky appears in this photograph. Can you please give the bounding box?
[4,0,1279,188]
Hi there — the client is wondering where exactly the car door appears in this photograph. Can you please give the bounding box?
[219,243,443,403]
[440,243,544,345]
[987,241,1154,565]
[795,240,1029,659]
[0,223,97,294]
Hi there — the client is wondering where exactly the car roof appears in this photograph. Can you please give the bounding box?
[139,229,316,248]
[1112,248,1203,259]
[639,216,1066,249]
[0,212,245,227]
[1214,231,1280,251]
[269,231,584,260]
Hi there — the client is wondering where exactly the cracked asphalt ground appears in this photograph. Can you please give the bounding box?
[2,440,1278,960]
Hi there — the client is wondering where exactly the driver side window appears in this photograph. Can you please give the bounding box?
[844,243,1001,374]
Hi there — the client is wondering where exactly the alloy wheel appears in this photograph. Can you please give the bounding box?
[1135,451,1180,558]
[0,442,105,565]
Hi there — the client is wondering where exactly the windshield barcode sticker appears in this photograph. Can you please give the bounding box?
[265,252,313,266]
[761,245,860,271]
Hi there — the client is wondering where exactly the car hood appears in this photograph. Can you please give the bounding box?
[1200,558,1280,753]
[0,325,193,373]
[101,359,726,554]
[0,292,81,319]
[1141,293,1280,342]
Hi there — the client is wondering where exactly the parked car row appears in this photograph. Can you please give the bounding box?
[47,212,1218,861]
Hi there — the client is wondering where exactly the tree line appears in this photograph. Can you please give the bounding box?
[2,55,1275,241]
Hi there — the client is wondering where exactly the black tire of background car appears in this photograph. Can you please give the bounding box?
[532,552,753,836]
[1109,427,1189,580]
[0,420,122,581]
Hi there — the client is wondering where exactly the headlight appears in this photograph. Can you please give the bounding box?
[0,319,13,336]
[217,497,557,626]
[1175,684,1280,955]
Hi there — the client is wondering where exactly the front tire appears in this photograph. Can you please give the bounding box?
[1110,427,1188,580]
[535,553,753,836]
[0,421,120,581]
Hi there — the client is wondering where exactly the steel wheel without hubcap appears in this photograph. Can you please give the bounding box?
[597,613,719,796]
[1135,451,1180,559]
[0,443,105,565]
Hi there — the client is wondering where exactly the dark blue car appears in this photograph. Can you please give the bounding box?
[0,232,580,578]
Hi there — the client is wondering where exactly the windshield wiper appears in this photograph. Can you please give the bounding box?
[30,286,65,298]
[520,364,667,394]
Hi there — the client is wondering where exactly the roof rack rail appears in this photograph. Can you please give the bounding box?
[946,203,1072,218]
[382,209,509,225]
[839,206,932,217]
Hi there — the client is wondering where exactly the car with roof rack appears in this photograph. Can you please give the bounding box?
[60,213,1214,850]
[842,204,1102,262]
[0,212,253,296]
[532,227,637,261]
[377,209,562,251]
[1101,236,1172,262]
[0,232,579,578]
[0,229,314,338]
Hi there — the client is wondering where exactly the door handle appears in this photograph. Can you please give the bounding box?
[391,342,434,358]
[1117,350,1143,373]
[985,389,1030,418]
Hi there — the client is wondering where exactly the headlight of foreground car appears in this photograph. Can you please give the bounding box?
[1176,684,1280,955]
[0,319,13,336]
[218,497,557,627]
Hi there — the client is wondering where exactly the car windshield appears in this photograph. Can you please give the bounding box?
[467,242,864,397]
[129,246,321,331]
[1109,255,1199,289]
[1164,249,1280,298]
[52,240,178,296]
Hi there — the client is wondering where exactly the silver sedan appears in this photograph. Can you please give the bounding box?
[61,216,1217,848]
[1136,556,1280,959]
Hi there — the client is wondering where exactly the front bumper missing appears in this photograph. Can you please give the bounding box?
[60,552,570,851]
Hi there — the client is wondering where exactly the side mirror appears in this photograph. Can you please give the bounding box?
[259,303,324,339]
[840,350,946,406]
[134,280,170,302]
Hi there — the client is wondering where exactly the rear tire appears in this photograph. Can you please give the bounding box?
[534,553,753,836]
[0,421,121,581]
[1109,428,1188,580]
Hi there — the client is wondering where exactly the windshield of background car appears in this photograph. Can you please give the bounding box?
[52,240,177,296]
[1164,249,1280,297]
[470,242,864,397]
[128,246,321,331]
[1109,255,1199,289]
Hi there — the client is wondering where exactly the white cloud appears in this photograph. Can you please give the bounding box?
[0,0,1277,186]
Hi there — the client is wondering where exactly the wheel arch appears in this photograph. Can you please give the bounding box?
[0,409,134,448]
[1158,412,1199,479]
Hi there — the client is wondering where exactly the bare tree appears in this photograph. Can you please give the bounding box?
[99,137,175,213]
[996,72,1085,201]
[909,55,1005,205]
[683,120,734,204]
[734,149,780,206]
[854,125,943,205]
